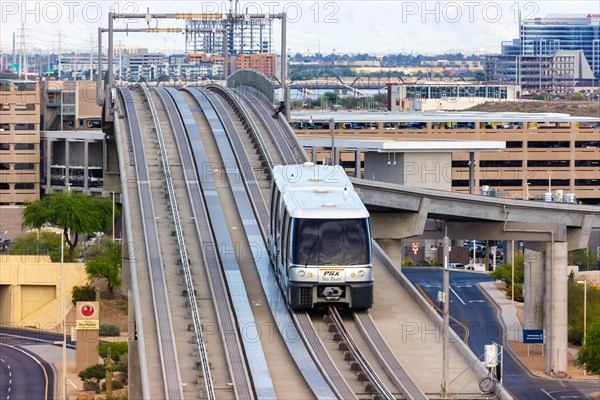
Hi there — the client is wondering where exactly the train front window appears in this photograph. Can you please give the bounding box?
[291,218,370,266]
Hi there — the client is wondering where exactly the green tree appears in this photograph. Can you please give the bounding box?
[22,191,117,262]
[492,252,525,301]
[85,237,122,294]
[78,363,106,392]
[577,320,600,374]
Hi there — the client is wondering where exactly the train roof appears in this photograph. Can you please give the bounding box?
[273,163,370,219]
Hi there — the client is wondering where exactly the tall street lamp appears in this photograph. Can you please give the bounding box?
[111,191,115,240]
[56,231,67,400]
[577,280,587,346]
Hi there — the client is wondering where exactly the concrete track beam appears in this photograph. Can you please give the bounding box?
[411,221,567,242]
[567,214,594,251]
[370,198,430,239]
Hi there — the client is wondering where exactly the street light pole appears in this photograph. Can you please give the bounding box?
[58,231,67,400]
[441,232,450,397]
[111,191,115,241]
[577,280,587,346]
[547,171,552,193]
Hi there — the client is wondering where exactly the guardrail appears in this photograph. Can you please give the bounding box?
[112,90,151,399]
[207,84,275,170]
[136,84,215,400]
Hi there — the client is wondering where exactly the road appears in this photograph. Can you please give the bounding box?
[0,343,54,400]
[402,267,600,400]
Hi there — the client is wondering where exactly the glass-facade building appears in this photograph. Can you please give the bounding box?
[520,14,600,75]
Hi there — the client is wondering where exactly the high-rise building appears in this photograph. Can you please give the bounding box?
[520,14,600,75]
[0,80,40,204]
[486,14,599,93]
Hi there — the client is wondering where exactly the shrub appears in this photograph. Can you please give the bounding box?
[402,258,415,266]
[101,380,124,391]
[568,326,583,346]
[78,364,106,393]
[99,342,128,361]
[99,324,120,337]
[72,285,96,305]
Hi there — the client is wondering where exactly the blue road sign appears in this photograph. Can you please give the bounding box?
[523,329,544,344]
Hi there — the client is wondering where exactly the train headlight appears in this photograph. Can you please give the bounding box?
[308,272,313,278]
[298,270,305,277]
[358,270,365,278]
[351,272,356,277]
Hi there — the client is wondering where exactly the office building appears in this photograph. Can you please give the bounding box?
[486,14,600,93]
[521,14,600,75]
[0,80,40,204]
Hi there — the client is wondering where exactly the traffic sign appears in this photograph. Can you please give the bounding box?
[412,242,419,255]
[523,329,544,344]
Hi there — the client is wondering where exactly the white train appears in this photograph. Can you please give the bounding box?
[268,163,373,310]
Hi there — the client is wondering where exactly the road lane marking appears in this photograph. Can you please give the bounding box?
[450,286,466,305]
[0,344,49,400]
[469,300,486,303]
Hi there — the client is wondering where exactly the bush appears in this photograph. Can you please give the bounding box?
[568,326,583,346]
[79,364,106,393]
[99,342,128,361]
[72,285,96,305]
[402,258,415,266]
[99,324,120,337]
[513,283,524,302]
[577,320,600,374]
[101,380,124,391]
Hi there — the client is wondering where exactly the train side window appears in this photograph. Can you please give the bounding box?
[282,210,290,265]
[273,190,282,244]
[270,186,279,237]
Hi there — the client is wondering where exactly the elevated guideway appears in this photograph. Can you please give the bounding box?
[352,178,599,248]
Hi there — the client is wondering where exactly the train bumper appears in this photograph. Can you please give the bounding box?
[288,281,373,310]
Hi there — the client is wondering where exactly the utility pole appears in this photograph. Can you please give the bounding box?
[58,31,62,79]
[441,231,450,397]
[90,35,94,80]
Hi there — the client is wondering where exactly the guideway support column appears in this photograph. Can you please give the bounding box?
[524,248,544,330]
[543,241,568,374]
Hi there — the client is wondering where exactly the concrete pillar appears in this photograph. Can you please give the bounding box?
[45,139,52,194]
[544,241,568,374]
[311,146,317,163]
[524,248,544,330]
[355,149,361,178]
[64,139,70,187]
[377,239,403,267]
[83,140,89,191]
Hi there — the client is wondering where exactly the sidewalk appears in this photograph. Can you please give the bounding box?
[478,281,599,381]
[478,281,523,342]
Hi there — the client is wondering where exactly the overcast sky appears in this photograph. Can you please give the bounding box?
[0,1,598,56]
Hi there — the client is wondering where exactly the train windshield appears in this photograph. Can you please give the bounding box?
[291,218,370,266]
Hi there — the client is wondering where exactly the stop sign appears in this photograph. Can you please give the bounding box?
[412,242,419,251]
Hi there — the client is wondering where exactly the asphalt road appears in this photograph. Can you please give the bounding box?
[0,343,54,400]
[402,267,600,400]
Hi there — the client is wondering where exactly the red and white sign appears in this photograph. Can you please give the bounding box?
[412,242,419,254]
[80,303,96,318]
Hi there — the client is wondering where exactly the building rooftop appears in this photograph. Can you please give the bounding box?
[291,111,600,123]
[298,138,505,153]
